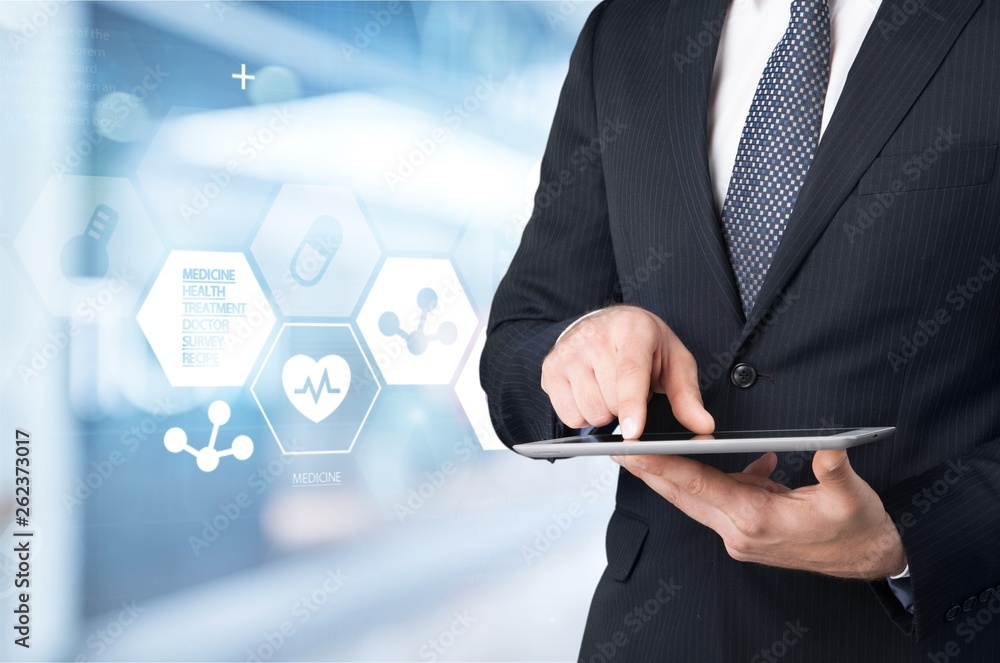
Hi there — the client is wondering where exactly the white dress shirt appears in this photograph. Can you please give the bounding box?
[708,0,883,212]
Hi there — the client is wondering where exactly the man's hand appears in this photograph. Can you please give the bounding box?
[613,449,908,580]
[541,306,715,438]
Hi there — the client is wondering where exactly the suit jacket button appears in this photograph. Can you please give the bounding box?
[731,363,758,389]
[946,605,961,621]
[979,588,995,603]
[962,596,978,611]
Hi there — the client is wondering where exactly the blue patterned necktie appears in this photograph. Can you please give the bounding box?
[721,0,831,317]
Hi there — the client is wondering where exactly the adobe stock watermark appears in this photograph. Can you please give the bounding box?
[62,398,179,514]
[927,593,1000,662]
[211,0,245,21]
[340,2,404,62]
[75,600,144,661]
[17,267,136,383]
[893,458,972,537]
[418,610,477,662]
[580,578,682,663]
[770,416,843,485]
[393,435,477,522]
[888,254,999,373]
[370,269,468,376]
[843,126,960,244]
[504,116,628,243]
[876,0,945,39]
[670,4,728,73]
[521,466,618,565]
[245,569,352,662]
[750,620,810,663]
[188,448,298,557]
[544,0,592,30]
[614,246,672,300]
[52,66,170,181]
[273,234,342,304]
[219,294,276,359]
[178,106,295,223]
[2,1,68,53]
[697,286,801,391]
[384,75,501,191]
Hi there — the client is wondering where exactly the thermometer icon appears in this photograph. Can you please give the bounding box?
[60,204,119,282]
[290,215,342,287]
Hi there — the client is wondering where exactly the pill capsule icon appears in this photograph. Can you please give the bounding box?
[290,215,342,287]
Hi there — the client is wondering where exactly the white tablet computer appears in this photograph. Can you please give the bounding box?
[512,427,895,459]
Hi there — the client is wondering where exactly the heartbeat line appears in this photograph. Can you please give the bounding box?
[295,370,342,403]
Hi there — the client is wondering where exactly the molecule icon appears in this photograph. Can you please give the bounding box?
[378,287,458,355]
[164,400,253,472]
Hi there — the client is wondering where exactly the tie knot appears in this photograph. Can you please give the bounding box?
[791,0,831,23]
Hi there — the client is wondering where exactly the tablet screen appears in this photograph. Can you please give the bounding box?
[512,427,894,458]
[557,428,858,444]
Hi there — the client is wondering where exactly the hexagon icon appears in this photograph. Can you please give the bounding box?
[135,105,293,246]
[454,328,504,450]
[250,184,381,317]
[12,175,163,317]
[137,250,277,387]
[252,323,380,455]
[356,258,478,385]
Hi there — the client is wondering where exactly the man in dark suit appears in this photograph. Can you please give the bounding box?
[481,0,1000,660]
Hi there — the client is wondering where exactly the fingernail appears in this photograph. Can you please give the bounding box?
[621,418,637,439]
[826,451,849,473]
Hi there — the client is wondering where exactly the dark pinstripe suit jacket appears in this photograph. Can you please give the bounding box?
[481,0,1000,660]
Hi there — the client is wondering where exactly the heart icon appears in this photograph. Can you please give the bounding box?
[281,354,351,423]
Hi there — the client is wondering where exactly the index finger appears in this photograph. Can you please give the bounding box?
[615,341,654,439]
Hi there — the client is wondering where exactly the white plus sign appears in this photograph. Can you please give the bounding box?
[232,64,254,90]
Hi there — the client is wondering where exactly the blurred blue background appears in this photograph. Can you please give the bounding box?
[0,1,620,661]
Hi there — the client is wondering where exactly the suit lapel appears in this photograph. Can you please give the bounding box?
[740,0,983,344]
[661,0,744,329]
